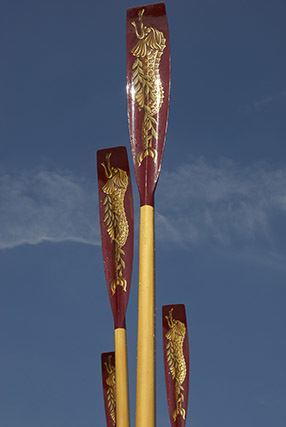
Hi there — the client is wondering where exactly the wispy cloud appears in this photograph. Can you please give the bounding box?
[0,159,286,268]
[0,170,99,249]
[240,89,286,114]
[156,158,286,252]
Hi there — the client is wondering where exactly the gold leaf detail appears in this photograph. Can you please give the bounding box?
[105,355,116,426]
[165,308,187,421]
[131,8,166,166]
[101,153,129,295]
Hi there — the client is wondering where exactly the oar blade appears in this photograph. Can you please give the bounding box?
[162,304,190,427]
[101,352,116,427]
[97,146,134,328]
[126,3,171,206]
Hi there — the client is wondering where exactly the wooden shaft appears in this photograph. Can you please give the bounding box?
[136,205,155,427]
[115,328,130,427]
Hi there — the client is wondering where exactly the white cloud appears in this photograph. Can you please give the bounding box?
[0,159,286,266]
[0,170,99,249]
[156,158,286,250]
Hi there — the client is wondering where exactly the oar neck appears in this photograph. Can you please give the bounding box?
[114,317,126,329]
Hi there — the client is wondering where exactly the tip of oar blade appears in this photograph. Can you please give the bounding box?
[101,352,116,427]
[162,304,190,426]
[127,1,167,18]
[126,3,170,206]
[96,146,134,329]
[162,304,187,321]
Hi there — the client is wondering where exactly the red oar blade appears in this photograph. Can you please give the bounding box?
[97,147,134,328]
[162,304,190,427]
[101,352,116,427]
[126,3,171,206]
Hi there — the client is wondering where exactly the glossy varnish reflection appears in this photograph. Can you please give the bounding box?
[127,2,170,206]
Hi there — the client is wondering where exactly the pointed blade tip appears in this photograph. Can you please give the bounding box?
[127,2,166,14]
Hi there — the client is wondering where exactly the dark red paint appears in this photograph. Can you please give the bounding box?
[101,352,116,427]
[126,3,171,206]
[162,304,190,427]
[97,146,134,329]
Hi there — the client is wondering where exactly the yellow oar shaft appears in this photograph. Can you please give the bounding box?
[136,205,155,427]
[115,328,130,427]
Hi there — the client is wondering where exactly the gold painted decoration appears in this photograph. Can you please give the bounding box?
[101,153,129,295]
[131,8,166,166]
[105,354,116,426]
[165,308,187,421]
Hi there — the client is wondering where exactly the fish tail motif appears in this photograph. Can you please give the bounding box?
[111,244,127,295]
[172,382,186,421]
[102,153,129,295]
[131,9,166,166]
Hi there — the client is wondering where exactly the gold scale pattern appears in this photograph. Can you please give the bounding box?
[131,9,166,166]
[165,308,187,421]
[101,153,129,295]
[104,355,116,426]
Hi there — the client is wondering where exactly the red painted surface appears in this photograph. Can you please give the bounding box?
[162,304,190,427]
[97,146,134,328]
[101,352,116,427]
[126,3,170,206]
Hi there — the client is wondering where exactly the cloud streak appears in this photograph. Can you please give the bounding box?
[0,170,99,249]
[0,159,286,265]
[240,89,286,114]
[156,158,286,251]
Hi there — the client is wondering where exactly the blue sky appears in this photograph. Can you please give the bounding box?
[0,0,286,426]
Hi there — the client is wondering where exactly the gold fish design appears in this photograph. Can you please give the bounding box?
[105,354,116,426]
[131,8,166,166]
[102,152,129,295]
[165,308,187,421]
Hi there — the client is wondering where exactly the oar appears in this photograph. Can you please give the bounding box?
[126,3,171,426]
[101,352,116,427]
[97,146,134,427]
[162,305,190,427]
